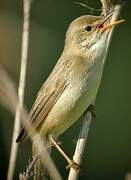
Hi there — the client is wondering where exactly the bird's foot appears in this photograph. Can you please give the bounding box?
[66,160,81,174]
[87,104,96,118]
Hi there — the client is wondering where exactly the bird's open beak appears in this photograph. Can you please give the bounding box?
[97,10,125,31]
[101,19,125,31]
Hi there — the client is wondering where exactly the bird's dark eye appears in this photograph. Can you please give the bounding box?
[84,25,92,32]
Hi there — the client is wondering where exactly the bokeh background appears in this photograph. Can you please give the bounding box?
[0,0,131,179]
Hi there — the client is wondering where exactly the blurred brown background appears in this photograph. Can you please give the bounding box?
[0,0,131,179]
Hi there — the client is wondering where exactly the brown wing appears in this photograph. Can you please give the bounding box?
[16,57,70,143]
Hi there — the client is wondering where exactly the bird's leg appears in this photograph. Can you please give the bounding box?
[87,104,96,118]
[49,136,81,173]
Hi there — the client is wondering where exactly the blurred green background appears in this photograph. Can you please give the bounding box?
[0,0,131,179]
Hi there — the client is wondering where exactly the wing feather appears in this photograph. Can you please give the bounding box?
[16,57,70,142]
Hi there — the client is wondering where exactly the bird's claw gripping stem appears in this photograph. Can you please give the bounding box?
[87,104,96,118]
[66,160,81,174]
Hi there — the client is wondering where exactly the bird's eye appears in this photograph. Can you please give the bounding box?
[84,25,92,32]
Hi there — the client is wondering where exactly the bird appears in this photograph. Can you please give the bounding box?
[16,11,124,171]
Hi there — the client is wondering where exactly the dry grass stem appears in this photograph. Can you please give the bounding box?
[74,2,101,12]
[0,0,61,179]
[0,65,18,113]
[7,0,31,179]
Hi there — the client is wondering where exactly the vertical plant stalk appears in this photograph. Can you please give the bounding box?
[68,1,124,180]
[7,0,31,180]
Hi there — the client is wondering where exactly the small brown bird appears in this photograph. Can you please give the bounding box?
[16,11,124,170]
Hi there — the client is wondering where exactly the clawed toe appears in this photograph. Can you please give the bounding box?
[87,104,96,118]
[66,160,81,174]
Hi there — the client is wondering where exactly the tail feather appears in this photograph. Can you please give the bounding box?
[16,128,28,143]
[32,138,50,179]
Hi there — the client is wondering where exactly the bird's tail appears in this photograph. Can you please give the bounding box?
[16,127,28,143]
[32,137,50,179]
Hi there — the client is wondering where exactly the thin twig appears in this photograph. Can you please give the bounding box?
[7,0,31,180]
[74,2,101,12]
[68,1,124,180]
[0,65,17,113]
